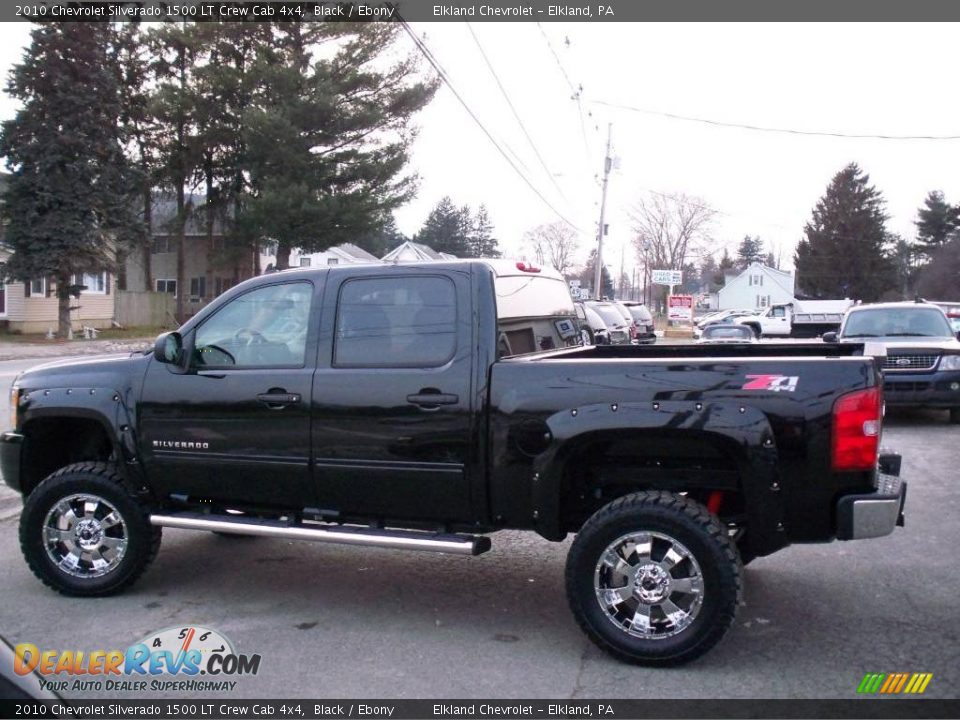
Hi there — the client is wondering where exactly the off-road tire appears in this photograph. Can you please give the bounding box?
[19,462,161,596]
[565,490,742,666]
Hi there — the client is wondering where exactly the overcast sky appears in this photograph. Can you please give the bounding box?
[2,22,958,279]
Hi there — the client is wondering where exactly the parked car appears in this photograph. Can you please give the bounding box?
[693,310,755,339]
[575,301,610,345]
[824,300,960,423]
[583,300,632,345]
[694,309,752,330]
[697,324,757,344]
[620,301,657,344]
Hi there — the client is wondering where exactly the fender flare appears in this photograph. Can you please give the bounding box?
[529,400,787,558]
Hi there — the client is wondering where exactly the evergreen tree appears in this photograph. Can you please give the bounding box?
[888,236,917,300]
[354,214,406,258]
[699,254,720,292]
[148,22,203,323]
[735,235,764,268]
[240,24,438,269]
[579,249,615,299]
[414,197,471,256]
[917,238,960,299]
[915,190,960,259]
[795,163,895,301]
[0,24,139,336]
[471,204,501,257]
[716,249,735,287]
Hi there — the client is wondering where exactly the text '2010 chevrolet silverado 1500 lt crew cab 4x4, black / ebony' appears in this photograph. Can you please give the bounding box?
[1,260,906,666]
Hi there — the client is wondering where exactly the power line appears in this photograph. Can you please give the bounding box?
[466,23,571,205]
[535,23,594,163]
[397,19,584,232]
[593,100,960,141]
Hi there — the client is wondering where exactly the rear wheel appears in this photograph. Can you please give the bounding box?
[566,491,741,665]
[19,462,161,596]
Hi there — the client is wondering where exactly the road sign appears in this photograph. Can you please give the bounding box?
[651,269,682,286]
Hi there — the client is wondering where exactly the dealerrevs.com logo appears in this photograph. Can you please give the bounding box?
[14,626,260,694]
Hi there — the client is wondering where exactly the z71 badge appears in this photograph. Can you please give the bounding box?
[743,374,799,392]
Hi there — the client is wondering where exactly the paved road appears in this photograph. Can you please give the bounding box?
[0,402,957,700]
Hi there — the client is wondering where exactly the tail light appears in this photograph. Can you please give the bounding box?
[832,387,882,471]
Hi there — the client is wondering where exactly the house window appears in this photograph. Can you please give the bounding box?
[757,295,770,308]
[152,237,172,254]
[327,258,339,266]
[190,276,207,299]
[73,272,107,294]
[28,278,46,296]
[156,279,177,296]
[300,258,312,267]
[215,277,234,296]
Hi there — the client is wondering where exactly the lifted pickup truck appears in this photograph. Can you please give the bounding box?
[1,260,906,665]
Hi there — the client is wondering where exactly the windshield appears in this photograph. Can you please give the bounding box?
[495,275,575,319]
[587,303,627,327]
[842,307,954,338]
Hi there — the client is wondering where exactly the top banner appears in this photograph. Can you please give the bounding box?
[7,0,960,23]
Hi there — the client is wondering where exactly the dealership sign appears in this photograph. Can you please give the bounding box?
[651,269,683,286]
[668,295,694,323]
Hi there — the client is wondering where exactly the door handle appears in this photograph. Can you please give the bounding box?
[257,392,301,408]
[406,391,459,408]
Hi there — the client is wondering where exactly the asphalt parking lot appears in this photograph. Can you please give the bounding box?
[0,357,957,701]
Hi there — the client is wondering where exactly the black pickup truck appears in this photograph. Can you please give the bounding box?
[1,260,906,665]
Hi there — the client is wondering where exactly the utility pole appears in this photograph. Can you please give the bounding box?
[593,123,612,300]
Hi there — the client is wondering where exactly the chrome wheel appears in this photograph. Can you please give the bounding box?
[594,531,704,639]
[42,493,128,579]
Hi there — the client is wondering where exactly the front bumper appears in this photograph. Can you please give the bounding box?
[0,431,24,493]
[836,473,906,540]
[883,369,960,408]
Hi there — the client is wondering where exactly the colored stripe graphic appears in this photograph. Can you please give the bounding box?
[858,672,932,694]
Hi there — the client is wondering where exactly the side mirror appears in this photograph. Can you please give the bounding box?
[154,331,184,365]
[822,331,838,343]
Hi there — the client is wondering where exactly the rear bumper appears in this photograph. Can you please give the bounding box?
[0,431,24,493]
[836,473,906,540]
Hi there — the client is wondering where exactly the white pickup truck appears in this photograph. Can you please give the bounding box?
[735,299,855,338]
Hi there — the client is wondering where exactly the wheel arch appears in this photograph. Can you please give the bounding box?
[530,401,789,558]
[20,388,133,496]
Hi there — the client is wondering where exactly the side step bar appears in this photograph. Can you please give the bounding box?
[150,512,492,556]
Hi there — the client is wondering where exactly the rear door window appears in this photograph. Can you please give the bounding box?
[334,276,457,368]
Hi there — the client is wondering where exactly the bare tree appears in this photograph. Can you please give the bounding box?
[524,221,580,275]
[629,192,718,273]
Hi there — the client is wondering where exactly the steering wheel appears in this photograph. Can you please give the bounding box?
[235,329,267,346]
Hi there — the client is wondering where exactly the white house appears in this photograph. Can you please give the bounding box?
[382,241,457,263]
[717,262,795,311]
[290,243,382,269]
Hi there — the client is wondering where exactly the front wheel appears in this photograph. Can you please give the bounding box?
[565,491,742,666]
[19,462,161,596]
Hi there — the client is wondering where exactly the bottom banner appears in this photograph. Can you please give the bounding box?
[0,699,958,720]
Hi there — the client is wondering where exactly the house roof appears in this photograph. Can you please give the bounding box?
[382,241,456,262]
[334,243,381,263]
